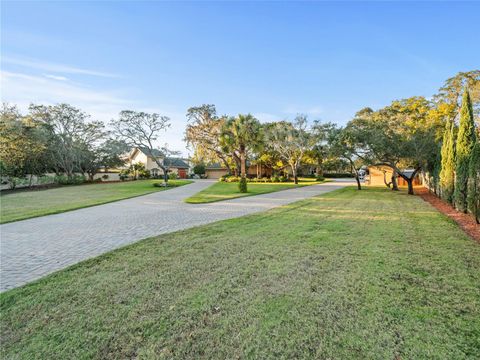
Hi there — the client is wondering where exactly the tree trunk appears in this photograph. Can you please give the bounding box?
[152,157,168,184]
[382,170,391,188]
[391,172,399,191]
[406,178,414,195]
[348,159,361,190]
[240,147,246,179]
[293,167,298,184]
[397,168,420,195]
[316,158,323,176]
[355,175,362,190]
[232,153,240,176]
[220,157,232,176]
[475,201,479,224]
[163,168,169,184]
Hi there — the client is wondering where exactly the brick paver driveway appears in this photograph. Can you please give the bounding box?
[0,180,354,291]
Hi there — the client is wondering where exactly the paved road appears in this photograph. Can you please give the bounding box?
[0,180,354,291]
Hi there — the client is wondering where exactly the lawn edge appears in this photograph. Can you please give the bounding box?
[184,180,326,204]
[0,180,194,225]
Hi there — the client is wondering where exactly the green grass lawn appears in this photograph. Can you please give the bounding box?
[1,187,479,359]
[185,178,323,203]
[0,180,192,224]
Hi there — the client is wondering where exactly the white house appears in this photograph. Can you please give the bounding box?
[127,147,190,179]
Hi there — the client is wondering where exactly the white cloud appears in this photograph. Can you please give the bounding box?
[0,71,127,120]
[3,56,119,78]
[43,74,69,81]
[0,70,189,155]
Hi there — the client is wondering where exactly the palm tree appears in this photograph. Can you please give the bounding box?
[220,114,263,180]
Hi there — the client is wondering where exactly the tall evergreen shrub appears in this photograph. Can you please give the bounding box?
[467,141,480,223]
[454,88,477,212]
[439,119,456,203]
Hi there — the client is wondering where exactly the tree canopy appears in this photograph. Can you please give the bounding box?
[110,110,179,183]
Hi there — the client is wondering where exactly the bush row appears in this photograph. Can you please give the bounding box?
[219,175,290,183]
[119,171,179,181]
[219,175,326,183]
[322,173,354,178]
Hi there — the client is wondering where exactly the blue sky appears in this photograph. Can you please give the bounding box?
[1,1,479,154]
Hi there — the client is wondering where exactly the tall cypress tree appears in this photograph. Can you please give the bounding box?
[467,141,480,224]
[454,88,477,212]
[439,118,456,203]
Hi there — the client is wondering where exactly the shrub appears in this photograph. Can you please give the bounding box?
[226,176,240,183]
[219,174,235,182]
[272,175,280,183]
[138,169,151,179]
[38,175,55,185]
[154,181,178,188]
[85,178,103,184]
[102,174,109,180]
[454,89,476,212]
[193,163,206,175]
[323,173,354,178]
[169,172,178,180]
[238,177,247,193]
[54,174,86,185]
[467,142,480,223]
[316,175,325,181]
[10,177,28,189]
[119,171,129,181]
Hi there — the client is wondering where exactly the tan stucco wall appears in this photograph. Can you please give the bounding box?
[367,166,393,186]
[366,166,423,186]
[146,157,160,171]
[130,151,149,168]
[130,151,167,172]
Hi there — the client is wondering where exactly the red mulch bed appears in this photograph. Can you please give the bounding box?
[416,188,480,243]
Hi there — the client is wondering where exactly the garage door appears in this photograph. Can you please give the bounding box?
[178,169,187,179]
[206,169,228,179]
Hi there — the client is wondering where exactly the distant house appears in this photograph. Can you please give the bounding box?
[365,165,423,187]
[204,162,273,179]
[204,163,229,179]
[128,147,190,179]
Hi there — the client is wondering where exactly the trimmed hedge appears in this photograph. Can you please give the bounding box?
[219,175,291,183]
[323,173,354,178]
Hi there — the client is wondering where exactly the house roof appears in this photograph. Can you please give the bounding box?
[205,163,226,170]
[133,147,189,169]
[368,165,418,178]
[164,158,189,169]
[205,160,255,170]
[401,169,417,179]
[137,147,164,157]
